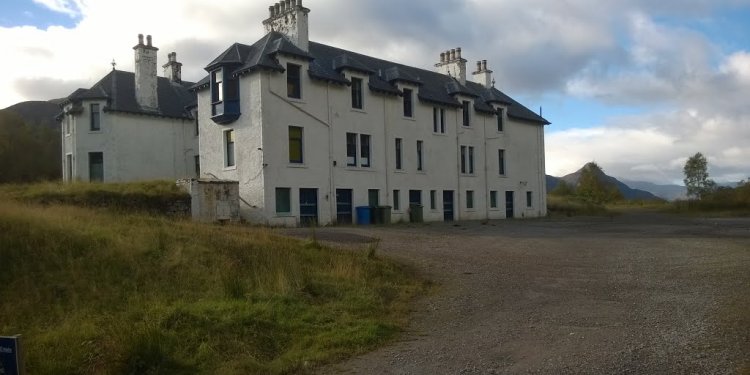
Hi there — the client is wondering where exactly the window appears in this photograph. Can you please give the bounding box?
[346,133,371,167]
[430,190,437,210]
[66,153,73,181]
[211,69,223,115]
[526,191,533,208]
[360,134,371,167]
[469,146,474,174]
[403,88,413,117]
[416,140,423,171]
[498,149,506,175]
[88,152,103,182]
[194,116,199,136]
[490,191,498,208]
[289,126,303,164]
[368,189,379,206]
[462,100,471,127]
[432,107,446,133]
[194,155,200,176]
[393,189,400,210]
[497,108,504,132]
[224,129,235,167]
[346,133,357,166]
[276,187,291,214]
[64,115,71,135]
[90,103,100,131]
[351,77,363,109]
[209,68,239,121]
[466,190,474,209]
[287,63,301,99]
[461,146,474,174]
[395,138,403,170]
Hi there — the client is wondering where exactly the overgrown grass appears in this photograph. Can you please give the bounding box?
[546,195,610,217]
[0,180,189,215]
[0,190,426,374]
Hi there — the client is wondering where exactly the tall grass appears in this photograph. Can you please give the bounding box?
[0,195,425,374]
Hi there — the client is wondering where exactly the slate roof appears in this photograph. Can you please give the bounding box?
[196,33,549,125]
[61,70,196,119]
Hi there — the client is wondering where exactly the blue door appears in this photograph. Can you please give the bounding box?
[443,190,454,221]
[336,189,353,224]
[505,191,514,219]
[299,188,318,226]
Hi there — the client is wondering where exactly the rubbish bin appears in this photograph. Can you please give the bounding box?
[356,206,371,225]
[409,203,423,223]
[373,205,392,225]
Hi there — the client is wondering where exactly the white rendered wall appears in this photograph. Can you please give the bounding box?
[199,58,547,226]
[63,100,198,182]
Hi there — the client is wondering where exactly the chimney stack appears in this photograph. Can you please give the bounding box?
[472,59,493,88]
[263,0,311,51]
[435,46,467,84]
[133,33,159,110]
[163,52,182,83]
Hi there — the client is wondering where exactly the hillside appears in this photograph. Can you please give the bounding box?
[547,163,661,201]
[2,100,61,129]
[620,179,687,201]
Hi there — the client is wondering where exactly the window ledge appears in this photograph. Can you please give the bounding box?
[432,132,447,136]
[351,108,366,114]
[223,166,237,171]
[287,97,305,104]
[394,169,407,174]
[401,116,416,122]
[275,213,294,217]
[460,173,476,177]
[344,167,375,172]
[416,171,427,175]
[288,163,307,168]
[465,209,477,212]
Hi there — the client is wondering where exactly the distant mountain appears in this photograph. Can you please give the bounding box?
[619,179,686,201]
[547,163,661,201]
[2,100,62,130]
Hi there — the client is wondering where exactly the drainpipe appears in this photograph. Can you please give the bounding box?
[455,104,461,220]
[327,82,335,224]
[383,89,390,210]
[483,113,489,221]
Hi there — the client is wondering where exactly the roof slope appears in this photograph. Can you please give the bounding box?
[198,33,550,125]
[62,70,196,119]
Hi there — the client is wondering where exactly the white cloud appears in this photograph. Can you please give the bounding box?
[2,0,749,185]
[32,0,84,18]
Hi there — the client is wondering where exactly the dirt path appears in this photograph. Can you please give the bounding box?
[289,213,750,374]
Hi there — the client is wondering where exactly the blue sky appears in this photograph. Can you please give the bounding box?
[0,0,78,28]
[1,0,749,184]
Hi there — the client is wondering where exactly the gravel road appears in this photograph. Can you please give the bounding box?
[289,212,750,374]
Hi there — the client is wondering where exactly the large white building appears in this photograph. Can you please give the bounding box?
[59,35,198,183]
[194,0,550,226]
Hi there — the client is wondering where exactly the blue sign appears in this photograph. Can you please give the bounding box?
[0,336,22,375]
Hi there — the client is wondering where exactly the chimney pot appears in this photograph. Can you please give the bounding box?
[274,3,280,14]
[476,61,482,71]
[285,0,291,9]
[146,35,152,46]
[456,47,462,59]
[482,60,487,71]
[269,5,274,16]
[292,0,297,7]
[449,49,455,60]
[138,34,144,45]
[440,52,445,62]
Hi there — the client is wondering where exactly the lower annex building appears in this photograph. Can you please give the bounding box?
[193,0,550,226]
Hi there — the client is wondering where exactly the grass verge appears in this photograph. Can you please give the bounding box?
[0,193,426,374]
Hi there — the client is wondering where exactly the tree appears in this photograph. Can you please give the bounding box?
[550,180,575,196]
[576,162,623,204]
[683,152,716,199]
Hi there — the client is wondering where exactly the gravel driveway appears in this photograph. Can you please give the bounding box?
[288,212,750,374]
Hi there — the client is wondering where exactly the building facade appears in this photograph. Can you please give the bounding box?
[195,0,549,226]
[59,35,199,183]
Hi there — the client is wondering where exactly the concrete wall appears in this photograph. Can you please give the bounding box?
[61,100,198,182]
[198,57,547,226]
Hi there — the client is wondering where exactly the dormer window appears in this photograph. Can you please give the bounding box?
[287,63,302,99]
[497,108,505,132]
[351,77,363,109]
[211,69,223,118]
[403,88,413,117]
[210,68,240,124]
[462,100,471,127]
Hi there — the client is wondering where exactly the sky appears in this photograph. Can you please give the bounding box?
[1,0,749,184]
